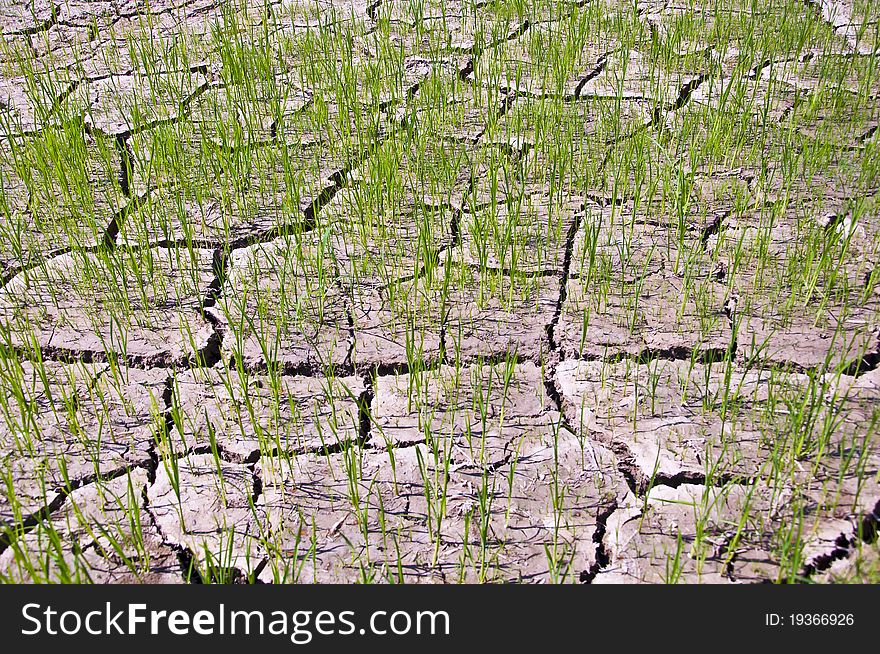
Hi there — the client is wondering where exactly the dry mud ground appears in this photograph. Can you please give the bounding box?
[0,0,879,583]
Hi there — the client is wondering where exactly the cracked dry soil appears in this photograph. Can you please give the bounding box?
[0,0,879,583]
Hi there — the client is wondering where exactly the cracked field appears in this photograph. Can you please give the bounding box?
[0,0,879,584]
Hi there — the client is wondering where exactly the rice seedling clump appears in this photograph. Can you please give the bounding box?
[0,0,878,583]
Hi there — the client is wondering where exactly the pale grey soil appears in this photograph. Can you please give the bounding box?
[0,0,878,583]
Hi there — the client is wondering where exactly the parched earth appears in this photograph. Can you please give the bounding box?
[0,0,878,583]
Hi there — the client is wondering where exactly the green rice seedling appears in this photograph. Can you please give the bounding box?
[663,531,687,585]
[0,0,878,586]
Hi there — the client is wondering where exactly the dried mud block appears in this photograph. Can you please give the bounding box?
[684,166,754,217]
[0,1,55,36]
[0,469,180,583]
[645,1,855,58]
[734,308,879,370]
[55,1,125,27]
[492,97,652,194]
[117,187,237,247]
[555,358,765,481]
[780,71,880,148]
[170,367,364,460]
[56,0,223,28]
[810,0,877,55]
[0,143,29,214]
[10,128,126,223]
[405,72,511,147]
[352,262,559,367]
[0,148,34,275]
[832,365,880,401]
[0,247,217,365]
[467,149,539,210]
[442,265,559,362]
[397,430,626,582]
[185,80,313,149]
[320,177,457,370]
[210,235,352,373]
[319,185,448,361]
[588,170,742,235]
[557,268,730,360]
[598,117,764,205]
[582,164,748,239]
[274,0,373,27]
[119,142,331,246]
[44,4,220,80]
[557,358,873,483]
[268,91,383,157]
[74,69,208,136]
[391,435,624,583]
[556,356,880,531]
[350,23,465,66]
[596,483,753,583]
[797,472,880,548]
[497,95,651,151]
[816,522,880,583]
[370,361,560,466]
[19,24,112,79]
[758,150,876,205]
[469,21,617,99]
[349,279,443,369]
[639,4,715,58]
[261,20,436,111]
[259,431,628,583]
[459,189,582,274]
[0,74,76,133]
[355,123,491,212]
[51,13,214,80]
[0,131,126,273]
[256,449,421,583]
[787,369,880,524]
[344,49,436,110]
[400,137,483,210]
[448,431,625,582]
[148,454,266,575]
[790,98,880,150]
[709,213,880,369]
[597,481,876,583]
[331,229,450,362]
[377,0,525,55]
[683,71,801,124]
[569,202,705,281]
[124,89,378,233]
[561,355,878,451]
[0,361,166,524]
[577,48,699,105]
[0,29,33,69]
[321,186,454,286]
[775,51,880,97]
